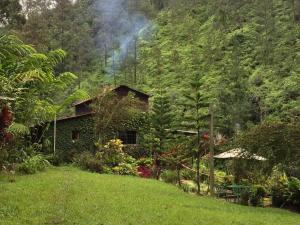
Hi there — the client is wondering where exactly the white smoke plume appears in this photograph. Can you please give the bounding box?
[94,0,151,74]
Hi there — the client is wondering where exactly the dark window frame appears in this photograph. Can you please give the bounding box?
[118,131,137,145]
[72,130,80,141]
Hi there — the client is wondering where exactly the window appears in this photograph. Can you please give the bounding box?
[72,130,80,141]
[118,131,137,145]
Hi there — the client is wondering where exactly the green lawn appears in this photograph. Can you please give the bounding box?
[0,167,299,225]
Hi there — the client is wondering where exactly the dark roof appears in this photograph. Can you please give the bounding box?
[55,112,94,122]
[74,85,150,106]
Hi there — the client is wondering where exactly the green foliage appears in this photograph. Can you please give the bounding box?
[250,185,266,207]
[93,89,145,144]
[73,151,104,173]
[112,163,137,176]
[74,139,138,176]
[150,91,174,152]
[17,155,50,174]
[7,123,30,136]
[123,145,149,159]
[181,180,198,193]
[237,121,300,174]
[45,115,95,162]
[96,139,126,167]
[0,0,25,27]
[0,34,84,136]
[161,170,178,184]
[267,169,300,210]
[136,0,299,130]
[136,157,153,167]
[181,169,195,181]
[286,177,300,208]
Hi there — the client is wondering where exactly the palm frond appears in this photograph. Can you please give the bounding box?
[7,122,30,136]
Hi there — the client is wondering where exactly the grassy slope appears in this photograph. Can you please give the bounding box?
[0,167,299,225]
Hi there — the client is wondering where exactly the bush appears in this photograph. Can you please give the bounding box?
[112,163,137,176]
[137,166,152,178]
[136,157,152,167]
[181,169,195,181]
[73,151,104,173]
[123,145,149,159]
[18,155,50,174]
[181,180,198,193]
[268,170,289,207]
[96,139,125,167]
[45,154,63,166]
[250,185,266,206]
[286,177,300,209]
[136,158,152,178]
[161,170,178,184]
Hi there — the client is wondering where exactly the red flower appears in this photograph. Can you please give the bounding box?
[137,166,152,178]
[0,106,13,128]
[203,133,210,140]
[4,132,13,142]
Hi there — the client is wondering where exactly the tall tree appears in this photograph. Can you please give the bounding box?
[182,73,209,194]
[150,91,174,179]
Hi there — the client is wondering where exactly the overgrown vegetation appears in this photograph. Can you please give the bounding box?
[0,0,299,218]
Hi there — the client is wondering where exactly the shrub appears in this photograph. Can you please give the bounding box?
[181,169,195,181]
[181,180,198,193]
[18,155,50,174]
[161,170,178,184]
[250,185,266,206]
[270,177,300,210]
[136,157,152,167]
[112,163,137,176]
[123,145,149,159]
[73,151,104,173]
[96,139,125,167]
[286,177,300,209]
[45,154,63,166]
[136,158,152,178]
[137,166,152,178]
[268,170,289,207]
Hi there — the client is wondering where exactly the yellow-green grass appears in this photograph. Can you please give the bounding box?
[0,167,299,225]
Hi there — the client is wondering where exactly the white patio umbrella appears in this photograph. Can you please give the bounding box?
[214,148,266,161]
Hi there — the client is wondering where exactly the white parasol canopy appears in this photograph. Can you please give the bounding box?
[214,148,267,161]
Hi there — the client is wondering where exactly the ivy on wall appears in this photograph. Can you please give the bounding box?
[45,112,149,161]
[45,115,95,162]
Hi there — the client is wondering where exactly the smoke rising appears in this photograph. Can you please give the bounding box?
[94,0,151,74]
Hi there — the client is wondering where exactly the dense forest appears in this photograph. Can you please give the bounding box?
[2,0,298,131]
[0,0,300,211]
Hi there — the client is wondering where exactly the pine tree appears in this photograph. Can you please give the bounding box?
[150,91,174,179]
[182,72,209,194]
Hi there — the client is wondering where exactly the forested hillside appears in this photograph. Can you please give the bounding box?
[136,0,300,134]
[2,0,298,135]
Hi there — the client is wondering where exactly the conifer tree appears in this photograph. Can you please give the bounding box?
[182,73,209,194]
[150,90,174,179]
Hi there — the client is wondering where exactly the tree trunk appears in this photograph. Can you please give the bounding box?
[196,149,201,195]
[133,37,137,84]
[209,104,215,197]
[177,165,181,187]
